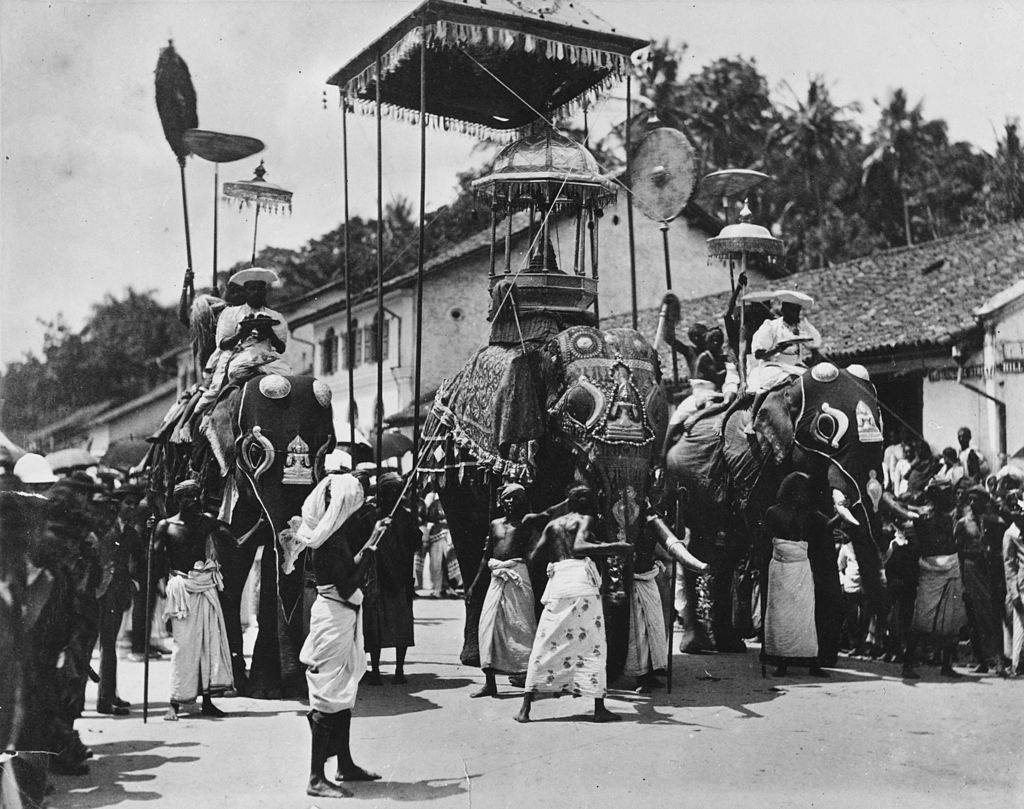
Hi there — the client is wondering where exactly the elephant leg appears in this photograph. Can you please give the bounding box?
[249,539,284,699]
[676,567,711,654]
[461,583,485,669]
[707,549,746,653]
[217,534,260,691]
[603,591,629,683]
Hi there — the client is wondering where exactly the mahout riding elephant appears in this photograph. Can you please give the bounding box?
[665,362,912,663]
[422,325,668,679]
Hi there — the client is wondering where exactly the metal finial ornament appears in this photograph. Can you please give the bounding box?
[223,160,293,266]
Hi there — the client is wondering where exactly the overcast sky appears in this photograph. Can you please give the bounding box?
[2,0,1021,367]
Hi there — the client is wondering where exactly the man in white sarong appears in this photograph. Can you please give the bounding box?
[470,483,549,698]
[297,471,387,798]
[515,486,631,724]
[762,473,830,678]
[154,480,234,720]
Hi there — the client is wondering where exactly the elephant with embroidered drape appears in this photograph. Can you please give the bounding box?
[665,363,908,663]
[421,325,668,679]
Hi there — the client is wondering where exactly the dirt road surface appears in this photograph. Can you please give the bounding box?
[49,598,1022,809]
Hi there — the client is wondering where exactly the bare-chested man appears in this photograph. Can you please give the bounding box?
[470,484,565,698]
[155,480,234,720]
[515,485,630,723]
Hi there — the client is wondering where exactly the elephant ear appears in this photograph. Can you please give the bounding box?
[752,388,794,466]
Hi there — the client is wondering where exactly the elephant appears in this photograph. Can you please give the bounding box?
[664,362,910,664]
[421,324,668,679]
[209,373,336,698]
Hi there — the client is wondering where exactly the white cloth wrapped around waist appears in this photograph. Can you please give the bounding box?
[489,557,527,585]
[541,558,601,603]
[920,553,958,573]
[163,560,223,621]
[634,560,664,581]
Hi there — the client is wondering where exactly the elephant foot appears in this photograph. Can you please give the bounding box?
[677,630,712,655]
[712,637,747,654]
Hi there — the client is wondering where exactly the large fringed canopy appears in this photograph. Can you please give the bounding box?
[326,0,648,135]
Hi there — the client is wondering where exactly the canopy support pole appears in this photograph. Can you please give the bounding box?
[212,164,219,293]
[375,49,385,478]
[250,201,261,266]
[413,20,427,486]
[625,76,638,329]
[343,97,356,451]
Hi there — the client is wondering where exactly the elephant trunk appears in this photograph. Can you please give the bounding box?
[880,490,919,521]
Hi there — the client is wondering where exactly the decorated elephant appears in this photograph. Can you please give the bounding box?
[664,362,909,663]
[421,324,668,678]
[207,372,336,698]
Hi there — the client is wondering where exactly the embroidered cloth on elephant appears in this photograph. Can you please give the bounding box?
[162,561,233,703]
[763,538,818,662]
[624,562,669,677]
[479,558,537,674]
[525,558,606,698]
[301,585,366,713]
[912,554,967,638]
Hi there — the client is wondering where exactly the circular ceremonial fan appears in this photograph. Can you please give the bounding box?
[630,127,698,224]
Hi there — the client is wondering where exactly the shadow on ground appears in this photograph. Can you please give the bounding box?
[49,741,200,809]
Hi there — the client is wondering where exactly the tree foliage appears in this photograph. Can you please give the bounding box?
[1,289,180,438]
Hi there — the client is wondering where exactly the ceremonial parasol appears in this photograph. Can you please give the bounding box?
[707,200,784,392]
[182,129,265,291]
[222,160,293,266]
[154,41,199,305]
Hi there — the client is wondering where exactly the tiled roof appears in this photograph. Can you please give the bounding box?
[609,221,1024,361]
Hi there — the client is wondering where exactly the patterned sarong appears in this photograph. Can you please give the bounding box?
[478,559,537,674]
[301,586,366,713]
[525,558,606,698]
[624,563,668,677]
[912,555,967,638]
[763,538,818,661]
[163,562,233,703]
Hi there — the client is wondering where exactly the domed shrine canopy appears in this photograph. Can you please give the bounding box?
[473,127,616,212]
[326,0,648,135]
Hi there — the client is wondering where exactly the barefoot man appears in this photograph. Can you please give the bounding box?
[471,483,565,699]
[156,480,234,720]
[515,485,630,724]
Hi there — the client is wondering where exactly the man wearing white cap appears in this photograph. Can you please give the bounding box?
[195,268,290,416]
[747,290,821,393]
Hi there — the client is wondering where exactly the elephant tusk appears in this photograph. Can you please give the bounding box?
[880,490,921,521]
[647,513,708,572]
[832,488,861,526]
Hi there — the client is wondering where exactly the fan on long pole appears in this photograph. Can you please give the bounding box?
[155,41,199,319]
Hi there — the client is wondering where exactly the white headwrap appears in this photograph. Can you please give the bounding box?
[296,473,365,550]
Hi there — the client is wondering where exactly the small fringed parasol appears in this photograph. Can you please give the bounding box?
[222,160,293,265]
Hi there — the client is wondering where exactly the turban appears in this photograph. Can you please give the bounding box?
[499,483,526,500]
[377,471,404,495]
[174,480,201,496]
[296,473,365,550]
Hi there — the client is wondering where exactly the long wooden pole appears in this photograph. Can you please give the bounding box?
[343,98,356,452]
[374,50,385,478]
[661,222,679,383]
[625,76,638,329]
[412,20,427,488]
